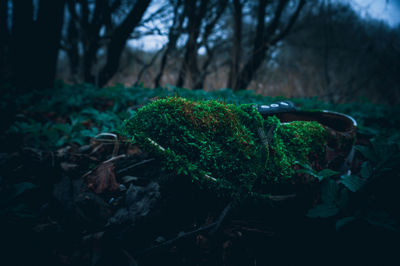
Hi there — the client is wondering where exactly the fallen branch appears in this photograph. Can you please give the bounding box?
[117,158,156,175]
[135,222,218,257]
[209,201,234,235]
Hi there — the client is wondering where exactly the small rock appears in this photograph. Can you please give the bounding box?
[108,182,161,225]
[119,184,127,192]
[109,197,115,204]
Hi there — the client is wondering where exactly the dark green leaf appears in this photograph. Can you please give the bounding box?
[307,203,339,218]
[13,182,37,197]
[340,174,366,192]
[321,179,340,204]
[336,216,356,231]
[317,169,340,180]
[355,145,376,162]
[360,161,372,179]
[365,210,398,232]
[11,204,36,219]
[296,168,319,178]
[307,180,342,218]
[337,188,349,209]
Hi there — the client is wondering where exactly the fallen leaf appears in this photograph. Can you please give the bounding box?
[127,144,142,156]
[86,161,119,193]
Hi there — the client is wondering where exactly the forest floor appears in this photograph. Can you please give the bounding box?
[1,84,399,265]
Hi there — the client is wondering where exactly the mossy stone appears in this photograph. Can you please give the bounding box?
[124,97,329,199]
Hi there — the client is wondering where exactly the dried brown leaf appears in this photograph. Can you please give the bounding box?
[127,144,142,156]
[87,162,119,193]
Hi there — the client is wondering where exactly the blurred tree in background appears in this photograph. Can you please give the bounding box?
[273,1,400,103]
[62,0,152,86]
[0,0,65,90]
[0,0,399,103]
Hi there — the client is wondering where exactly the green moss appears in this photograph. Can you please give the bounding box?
[263,116,328,183]
[124,97,329,199]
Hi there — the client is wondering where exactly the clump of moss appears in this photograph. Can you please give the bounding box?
[263,116,328,183]
[124,97,329,198]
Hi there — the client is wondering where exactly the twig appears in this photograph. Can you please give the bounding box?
[122,249,139,266]
[265,193,297,201]
[82,154,127,178]
[135,201,234,257]
[94,132,120,156]
[104,154,126,163]
[90,143,104,155]
[135,222,218,257]
[209,201,233,235]
[239,227,274,236]
[147,137,217,182]
[117,158,155,175]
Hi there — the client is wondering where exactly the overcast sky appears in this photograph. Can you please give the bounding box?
[345,0,400,26]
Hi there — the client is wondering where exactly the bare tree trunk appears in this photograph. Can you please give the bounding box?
[227,0,242,90]
[193,45,213,90]
[0,0,7,42]
[177,0,227,89]
[176,0,208,88]
[135,48,163,86]
[31,0,66,88]
[154,0,184,88]
[154,38,177,88]
[10,0,34,89]
[66,0,79,81]
[322,0,332,96]
[65,0,122,83]
[83,37,100,83]
[82,0,108,83]
[0,0,9,79]
[235,0,305,91]
[80,0,95,83]
[193,0,227,89]
[235,0,284,91]
[98,0,151,87]
[8,0,65,89]
[67,20,80,81]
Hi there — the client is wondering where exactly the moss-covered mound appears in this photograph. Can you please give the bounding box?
[124,97,328,198]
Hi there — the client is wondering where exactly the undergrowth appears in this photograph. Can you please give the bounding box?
[1,82,400,232]
[2,82,399,150]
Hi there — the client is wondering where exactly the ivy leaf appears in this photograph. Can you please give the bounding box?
[321,179,340,204]
[337,188,349,210]
[355,145,376,162]
[296,168,319,178]
[365,210,399,232]
[307,203,339,218]
[336,216,356,231]
[340,174,366,192]
[317,169,340,181]
[356,125,379,136]
[307,180,340,218]
[360,161,372,179]
[295,161,339,181]
[10,203,36,219]
[371,138,392,160]
[13,182,37,197]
